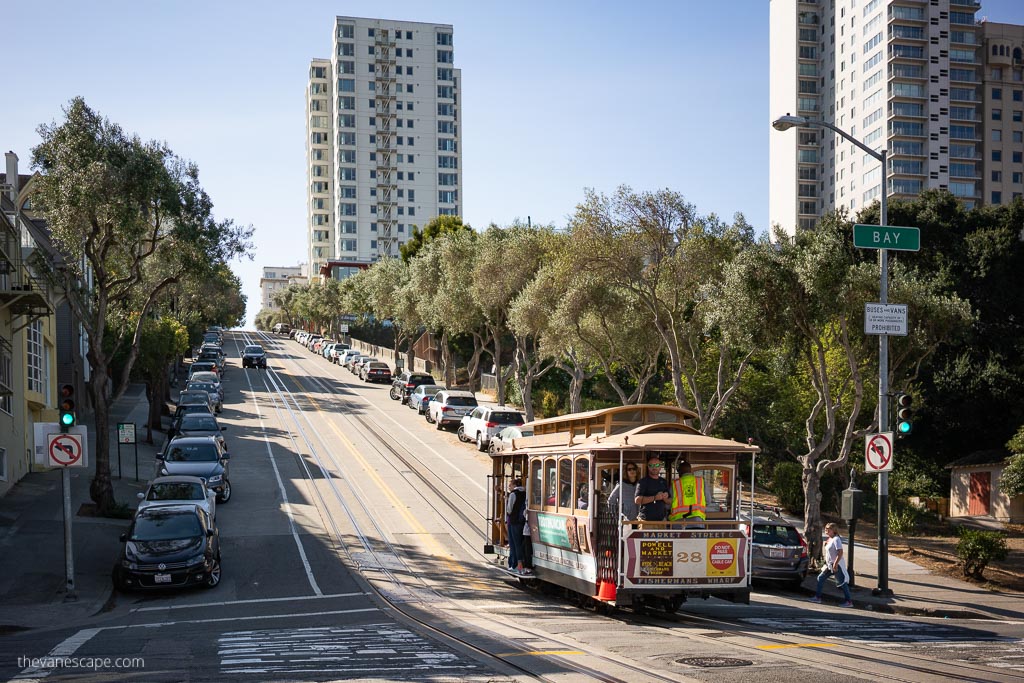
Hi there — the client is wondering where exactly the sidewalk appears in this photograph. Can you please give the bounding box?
[0,384,159,631]
[801,536,1024,620]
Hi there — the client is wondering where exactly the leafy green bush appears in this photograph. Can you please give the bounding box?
[955,528,1009,579]
[888,503,920,536]
[1000,454,1024,499]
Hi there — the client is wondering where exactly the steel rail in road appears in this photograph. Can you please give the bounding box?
[240,331,683,683]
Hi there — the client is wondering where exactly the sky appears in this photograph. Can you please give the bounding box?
[7,1,1024,329]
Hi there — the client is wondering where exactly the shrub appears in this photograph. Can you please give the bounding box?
[955,528,1009,579]
[888,503,920,536]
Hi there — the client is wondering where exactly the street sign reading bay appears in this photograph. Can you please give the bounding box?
[853,224,920,251]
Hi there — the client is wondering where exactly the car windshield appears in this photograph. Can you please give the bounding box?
[244,346,264,354]
[131,510,203,541]
[179,392,209,404]
[447,396,478,407]
[191,363,216,373]
[190,373,219,384]
[181,415,218,431]
[165,444,219,462]
[189,382,216,393]
[147,482,205,501]
[753,524,802,546]
[491,412,524,425]
[368,363,389,369]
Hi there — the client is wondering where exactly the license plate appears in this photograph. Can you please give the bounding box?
[769,549,786,558]
[154,573,171,583]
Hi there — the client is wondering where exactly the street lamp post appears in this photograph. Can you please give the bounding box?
[772,114,893,596]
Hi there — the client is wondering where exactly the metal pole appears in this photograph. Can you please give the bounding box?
[135,439,139,481]
[62,467,77,600]
[875,149,892,596]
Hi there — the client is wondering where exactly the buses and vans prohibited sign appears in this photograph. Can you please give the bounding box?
[47,433,85,467]
[865,432,894,473]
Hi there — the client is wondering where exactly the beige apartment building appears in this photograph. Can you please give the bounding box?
[770,0,1022,234]
[259,264,307,311]
[981,22,1024,205]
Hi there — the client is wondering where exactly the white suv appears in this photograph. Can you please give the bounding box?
[428,390,478,431]
[458,407,526,451]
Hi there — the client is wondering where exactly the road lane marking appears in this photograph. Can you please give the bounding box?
[12,627,102,681]
[130,591,369,612]
[496,650,586,657]
[241,361,323,597]
[757,643,839,649]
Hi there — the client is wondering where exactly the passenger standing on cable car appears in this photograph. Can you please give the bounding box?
[608,463,640,520]
[634,454,670,521]
[506,479,528,574]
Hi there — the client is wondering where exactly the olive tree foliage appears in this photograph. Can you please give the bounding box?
[566,186,756,432]
[30,98,252,513]
[473,223,553,406]
[545,238,664,407]
[717,214,971,561]
[133,316,189,442]
[400,214,473,262]
[1001,427,1024,498]
[408,230,483,386]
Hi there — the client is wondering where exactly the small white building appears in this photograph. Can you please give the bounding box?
[947,449,1024,523]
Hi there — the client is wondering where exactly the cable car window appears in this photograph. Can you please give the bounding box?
[530,459,542,507]
[544,458,556,508]
[558,458,572,508]
[693,466,735,516]
[575,458,590,510]
[647,409,683,424]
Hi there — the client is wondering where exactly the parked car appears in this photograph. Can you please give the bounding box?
[172,402,214,423]
[188,361,219,379]
[337,349,361,366]
[330,343,351,363]
[177,389,214,413]
[458,407,526,452]
[157,436,231,503]
[136,475,217,520]
[488,424,535,454]
[742,505,809,587]
[305,335,323,351]
[167,412,227,451]
[409,385,445,415]
[241,344,267,369]
[273,323,291,334]
[196,348,226,373]
[390,371,436,403]
[428,390,479,430]
[294,331,308,345]
[112,504,221,591]
[361,361,393,383]
[188,372,223,403]
[348,355,373,373]
[185,380,222,413]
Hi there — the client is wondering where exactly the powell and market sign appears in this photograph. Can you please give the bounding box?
[853,224,920,251]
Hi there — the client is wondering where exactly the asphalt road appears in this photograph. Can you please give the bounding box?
[4,330,1024,683]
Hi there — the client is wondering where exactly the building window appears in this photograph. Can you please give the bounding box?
[993,171,1003,182]
[1013,172,1023,184]
[993,129,1002,142]
[993,150,1002,161]
[341,239,357,252]
[338,78,355,92]
[408,207,415,216]
[439,190,458,203]
[993,88,1003,100]
[1015,131,1024,143]
[437,85,454,99]
[993,109,1002,121]
[340,221,357,234]
[992,191,1002,204]
[437,32,453,46]
[0,345,11,415]
[408,172,414,181]
[340,203,356,216]
[1015,152,1023,163]
[370,223,377,232]
[338,24,354,39]
[438,103,455,116]
[27,321,43,394]
[1015,90,1024,102]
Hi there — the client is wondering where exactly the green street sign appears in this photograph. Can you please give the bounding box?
[853,224,920,251]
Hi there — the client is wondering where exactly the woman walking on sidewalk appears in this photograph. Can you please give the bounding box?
[809,522,853,607]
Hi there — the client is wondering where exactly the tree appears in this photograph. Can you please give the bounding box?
[400,214,473,262]
[718,213,971,561]
[30,98,252,514]
[132,317,189,442]
[1000,426,1024,498]
[567,187,756,432]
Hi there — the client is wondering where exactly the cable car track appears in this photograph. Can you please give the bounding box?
[233,332,683,683]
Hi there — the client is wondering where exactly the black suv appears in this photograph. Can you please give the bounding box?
[389,371,436,404]
[241,344,267,369]
[112,504,221,591]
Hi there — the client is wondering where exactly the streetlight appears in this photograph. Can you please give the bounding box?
[772,113,893,596]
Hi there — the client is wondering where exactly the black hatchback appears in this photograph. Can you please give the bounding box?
[112,504,221,591]
[743,507,809,587]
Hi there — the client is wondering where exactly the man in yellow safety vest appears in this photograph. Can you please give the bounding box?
[669,460,706,523]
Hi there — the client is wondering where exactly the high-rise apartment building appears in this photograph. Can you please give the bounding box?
[980,22,1024,207]
[770,0,990,233]
[306,16,462,278]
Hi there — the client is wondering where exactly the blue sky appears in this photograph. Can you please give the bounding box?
[8,1,1024,328]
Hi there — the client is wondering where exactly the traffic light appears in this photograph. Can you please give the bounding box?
[59,384,76,432]
[895,392,913,436]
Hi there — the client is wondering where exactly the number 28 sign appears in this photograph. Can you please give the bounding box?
[865,432,894,473]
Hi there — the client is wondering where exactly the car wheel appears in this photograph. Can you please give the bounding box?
[389,387,401,400]
[425,411,434,424]
[477,433,488,452]
[204,556,222,589]
[457,425,468,442]
[217,480,232,504]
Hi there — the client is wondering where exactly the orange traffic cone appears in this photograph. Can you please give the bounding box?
[597,580,617,601]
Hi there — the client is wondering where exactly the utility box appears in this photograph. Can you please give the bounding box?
[842,485,864,521]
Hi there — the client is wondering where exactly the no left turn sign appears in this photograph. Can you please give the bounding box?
[865,432,894,473]
[48,433,84,467]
